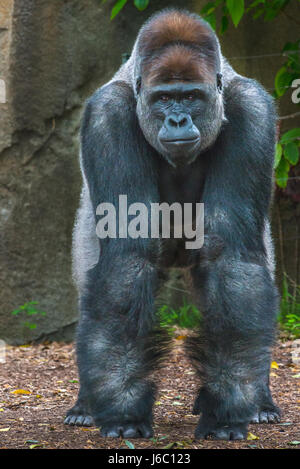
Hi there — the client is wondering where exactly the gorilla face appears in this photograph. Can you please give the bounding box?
[137,81,224,167]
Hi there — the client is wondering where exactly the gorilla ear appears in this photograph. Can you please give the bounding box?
[216,73,223,93]
[136,76,142,95]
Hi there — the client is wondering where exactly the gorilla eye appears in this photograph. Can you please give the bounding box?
[159,95,170,102]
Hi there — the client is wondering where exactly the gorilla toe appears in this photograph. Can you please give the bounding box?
[250,409,280,424]
[64,403,94,427]
[100,422,153,438]
[64,414,94,427]
[195,417,248,441]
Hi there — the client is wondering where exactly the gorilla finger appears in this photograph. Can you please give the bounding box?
[83,416,94,426]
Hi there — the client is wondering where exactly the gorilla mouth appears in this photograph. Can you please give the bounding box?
[162,137,199,141]
[160,136,201,167]
[161,137,200,144]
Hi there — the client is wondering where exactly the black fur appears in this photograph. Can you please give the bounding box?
[65,10,280,440]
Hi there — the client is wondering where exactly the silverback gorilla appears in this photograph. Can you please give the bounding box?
[64,9,280,440]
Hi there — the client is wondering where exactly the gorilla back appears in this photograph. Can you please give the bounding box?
[65,9,280,440]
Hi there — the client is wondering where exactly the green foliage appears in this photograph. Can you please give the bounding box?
[109,0,149,19]
[274,128,300,187]
[247,0,291,21]
[11,301,46,331]
[226,0,245,27]
[274,40,300,97]
[158,301,202,329]
[200,0,246,33]
[201,0,226,33]
[110,0,128,19]
[134,0,149,11]
[278,275,300,337]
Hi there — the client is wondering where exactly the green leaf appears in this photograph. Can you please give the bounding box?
[263,1,287,21]
[201,2,216,15]
[124,440,135,449]
[163,442,176,449]
[220,15,229,34]
[226,0,245,27]
[274,143,282,169]
[284,142,299,166]
[247,0,265,10]
[280,128,300,144]
[110,0,127,20]
[204,12,216,30]
[134,0,149,11]
[23,321,37,330]
[252,8,264,19]
[275,157,290,188]
[274,66,293,97]
[11,310,20,316]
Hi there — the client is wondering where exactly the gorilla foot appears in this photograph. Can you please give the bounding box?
[195,416,248,440]
[64,403,94,427]
[100,422,153,439]
[250,408,280,424]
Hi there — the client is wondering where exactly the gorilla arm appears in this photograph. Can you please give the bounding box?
[75,81,165,437]
[203,75,276,260]
[187,75,280,440]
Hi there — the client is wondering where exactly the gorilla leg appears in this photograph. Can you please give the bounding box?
[64,386,93,427]
[67,255,167,438]
[187,257,280,440]
[192,369,280,425]
[64,185,97,427]
[63,79,166,437]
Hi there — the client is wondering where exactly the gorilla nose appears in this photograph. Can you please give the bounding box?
[161,113,200,146]
[166,114,189,129]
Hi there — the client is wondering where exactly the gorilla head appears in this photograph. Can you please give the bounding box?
[135,10,225,167]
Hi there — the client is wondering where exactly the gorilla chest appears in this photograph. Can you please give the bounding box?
[158,161,205,206]
[157,163,205,268]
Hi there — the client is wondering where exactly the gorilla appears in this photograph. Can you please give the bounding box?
[64,9,280,440]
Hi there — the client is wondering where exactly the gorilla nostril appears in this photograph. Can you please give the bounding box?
[168,117,178,127]
[167,115,188,128]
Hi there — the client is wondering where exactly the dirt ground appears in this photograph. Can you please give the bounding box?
[0,334,299,450]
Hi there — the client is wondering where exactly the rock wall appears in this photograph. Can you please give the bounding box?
[0,0,299,343]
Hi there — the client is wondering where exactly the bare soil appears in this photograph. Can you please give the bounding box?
[0,335,299,449]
